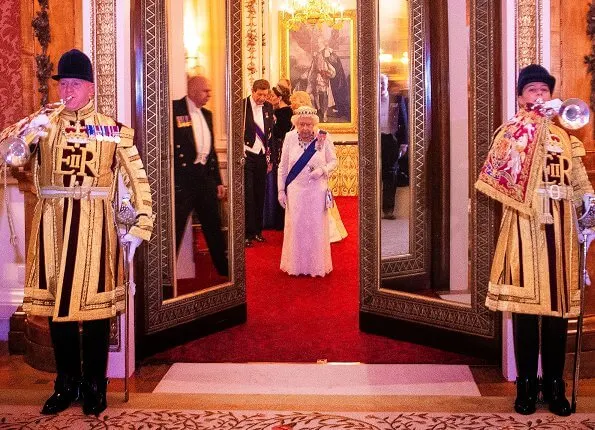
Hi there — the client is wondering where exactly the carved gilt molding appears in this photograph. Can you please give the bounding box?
[32,0,52,106]
[245,0,258,85]
[92,0,117,118]
[516,0,542,69]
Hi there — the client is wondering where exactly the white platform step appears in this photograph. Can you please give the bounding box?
[154,363,481,396]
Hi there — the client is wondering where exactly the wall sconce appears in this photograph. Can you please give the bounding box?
[379,49,394,63]
[400,51,409,65]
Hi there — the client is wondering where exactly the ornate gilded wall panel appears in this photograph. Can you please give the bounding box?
[329,145,358,197]
[93,0,117,118]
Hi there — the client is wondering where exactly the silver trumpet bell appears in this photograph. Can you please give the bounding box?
[0,136,31,167]
[558,98,590,130]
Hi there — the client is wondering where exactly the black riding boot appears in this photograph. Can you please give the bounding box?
[81,318,110,416]
[513,313,539,414]
[42,319,81,414]
[41,374,81,415]
[541,316,571,416]
[81,377,108,416]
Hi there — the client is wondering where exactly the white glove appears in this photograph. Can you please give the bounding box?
[29,113,51,128]
[121,233,143,263]
[308,167,325,181]
[583,193,595,214]
[580,227,595,245]
[278,190,287,209]
[543,98,562,112]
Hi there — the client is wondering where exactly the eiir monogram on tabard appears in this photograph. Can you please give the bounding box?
[544,153,571,186]
[54,143,99,177]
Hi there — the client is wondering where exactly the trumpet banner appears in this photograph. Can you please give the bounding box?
[475,108,547,214]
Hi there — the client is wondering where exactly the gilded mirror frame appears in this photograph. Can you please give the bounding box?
[134,0,246,335]
[359,0,499,338]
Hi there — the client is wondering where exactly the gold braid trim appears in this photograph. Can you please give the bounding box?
[568,134,594,209]
[115,125,153,241]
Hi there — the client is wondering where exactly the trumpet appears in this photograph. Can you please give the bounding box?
[537,98,591,130]
[0,97,72,167]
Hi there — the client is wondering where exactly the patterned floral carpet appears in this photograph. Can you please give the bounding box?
[1,407,594,429]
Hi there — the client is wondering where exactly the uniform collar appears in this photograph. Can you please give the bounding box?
[61,99,95,121]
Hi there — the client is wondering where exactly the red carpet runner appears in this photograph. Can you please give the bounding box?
[154,197,487,364]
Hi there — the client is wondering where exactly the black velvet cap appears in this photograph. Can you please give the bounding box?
[52,49,94,83]
[517,64,555,96]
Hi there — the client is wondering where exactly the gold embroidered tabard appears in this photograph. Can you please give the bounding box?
[19,100,153,322]
[478,121,593,318]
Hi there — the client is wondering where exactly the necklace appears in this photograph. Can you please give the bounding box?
[298,134,313,150]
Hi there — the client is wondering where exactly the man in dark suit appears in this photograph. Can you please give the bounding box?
[172,75,228,276]
[243,79,275,247]
[380,75,409,220]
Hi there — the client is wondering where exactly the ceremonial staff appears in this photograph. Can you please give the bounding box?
[114,194,138,402]
[573,196,595,412]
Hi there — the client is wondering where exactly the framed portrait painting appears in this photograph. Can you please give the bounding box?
[280,11,357,134]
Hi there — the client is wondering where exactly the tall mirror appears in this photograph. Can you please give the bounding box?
[379,0,410,257]
[360,0,499,348]
[134,0,245,342]
[166,0,231,300]
[379,0,471,305]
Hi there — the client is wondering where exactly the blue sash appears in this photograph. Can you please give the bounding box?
[285,138,318,189]
[254,122,266,146]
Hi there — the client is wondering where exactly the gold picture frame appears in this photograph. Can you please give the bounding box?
[280,11,358,134]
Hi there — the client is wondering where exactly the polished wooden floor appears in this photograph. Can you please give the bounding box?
[1,342,594,400]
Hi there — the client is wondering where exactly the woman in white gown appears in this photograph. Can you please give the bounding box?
[277,106,337,276]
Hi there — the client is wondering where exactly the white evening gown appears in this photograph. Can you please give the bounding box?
[278,129,337,276]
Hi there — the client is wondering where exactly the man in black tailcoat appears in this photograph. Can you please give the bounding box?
[243,78,275,247]
[173,75,228,276]
[380,74,409,219]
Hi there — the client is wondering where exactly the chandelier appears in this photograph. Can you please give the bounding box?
[279,0,345,30]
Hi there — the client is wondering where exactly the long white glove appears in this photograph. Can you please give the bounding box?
[278,190,287,209]
[121,233,143,263]
[308,167,325,181]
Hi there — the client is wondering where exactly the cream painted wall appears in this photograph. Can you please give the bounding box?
[168,0,188,101]
[448,0,469,292]
[0,185,26,341]
[501,0,517,383]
